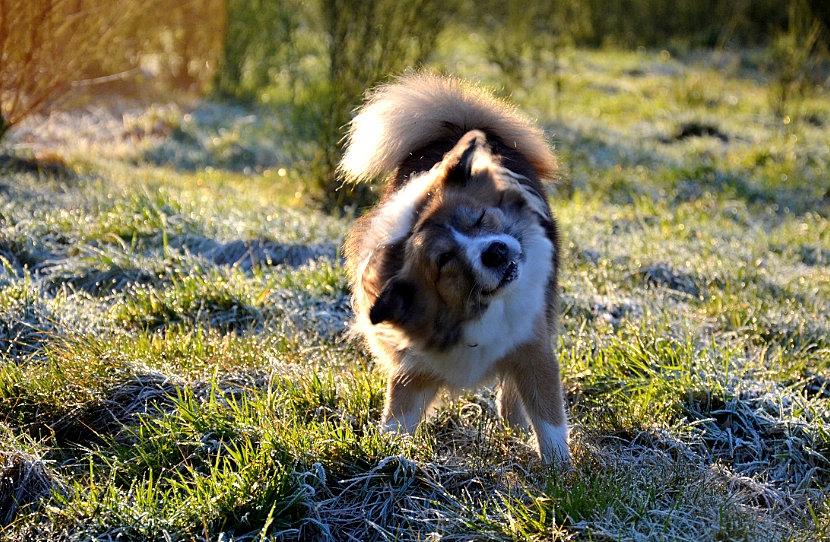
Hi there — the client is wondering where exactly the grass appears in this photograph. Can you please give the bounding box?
[0,46,828,540]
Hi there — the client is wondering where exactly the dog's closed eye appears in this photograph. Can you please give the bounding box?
[473,209,486,228]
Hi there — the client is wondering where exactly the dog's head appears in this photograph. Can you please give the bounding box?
[364,130,550,349]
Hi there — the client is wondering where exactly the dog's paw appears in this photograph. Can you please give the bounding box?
[535,421,571,467]
[380,418,414,435]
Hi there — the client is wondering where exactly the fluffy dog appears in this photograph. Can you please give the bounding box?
[341,74,569,464]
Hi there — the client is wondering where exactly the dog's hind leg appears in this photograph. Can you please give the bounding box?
[497,375,530,430]
[381,370,441,434]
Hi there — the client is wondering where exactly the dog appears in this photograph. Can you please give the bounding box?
[341,74,569,464]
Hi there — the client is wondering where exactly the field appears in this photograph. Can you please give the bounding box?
[1,48,829,540]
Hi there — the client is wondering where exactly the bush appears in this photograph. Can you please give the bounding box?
[0,0,223,144]
[473,0,588,119]
[0,0,116,141]
[212,0,302,102]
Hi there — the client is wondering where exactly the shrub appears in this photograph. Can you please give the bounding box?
[0,0,223,144]
[0,1,137,141]
[476,0,587,87]
[212,0,302,102]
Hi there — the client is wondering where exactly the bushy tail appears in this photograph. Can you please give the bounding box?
[339,73,556,182]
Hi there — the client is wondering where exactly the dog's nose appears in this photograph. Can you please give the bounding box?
[481,241,509,268]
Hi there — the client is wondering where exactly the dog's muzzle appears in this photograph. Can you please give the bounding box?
[481,258,519,296]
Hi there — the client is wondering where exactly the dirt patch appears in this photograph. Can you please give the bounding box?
[800,245,830,267]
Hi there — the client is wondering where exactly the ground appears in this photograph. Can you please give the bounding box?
[1,48,829,541]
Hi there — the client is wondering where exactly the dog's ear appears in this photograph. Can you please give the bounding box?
[443,130,487,185]
[496,173,550,218]
[369,278,417,325]
[497,186,550,223]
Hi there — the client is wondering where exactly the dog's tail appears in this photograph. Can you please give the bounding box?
[339,73,556,183]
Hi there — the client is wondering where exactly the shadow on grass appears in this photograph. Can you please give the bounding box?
[0,154,75,180]
[171,235,337,271]
[34,234,338,296]
[0,372,183,449]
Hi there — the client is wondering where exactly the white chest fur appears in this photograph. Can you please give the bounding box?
[406,223,553,388]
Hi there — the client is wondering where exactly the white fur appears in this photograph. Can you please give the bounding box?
[382,413,421,434]
[340,74,556,183]
[350,169,438,355]
[370,170,436,245]
[534,420,570,464]
[403,220,553,388]
[352,168,437,317]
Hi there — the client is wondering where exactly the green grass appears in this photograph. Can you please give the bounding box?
[1,46,828,540]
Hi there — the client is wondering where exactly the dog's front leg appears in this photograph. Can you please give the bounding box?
[504,342,570,465]
[497,375,530,430]
[381,370,441,434]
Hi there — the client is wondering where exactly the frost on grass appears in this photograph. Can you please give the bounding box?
[0,283,57,360]
[70,372,185,438]
[687,382,830,494]
[0,231,55,274]
[109,260,351,338]
[578,438,788,541]
[41,251,165,295]
[292,456,472,540]
[0,450,57,526]
[172,234,337,271]
[141,102,287,172]
[640,262,702,297]
[1,48,828,541]
[0,427,61,527]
